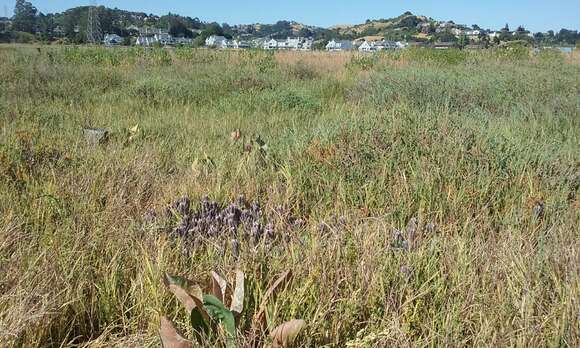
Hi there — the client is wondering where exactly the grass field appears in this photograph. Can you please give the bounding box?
[0,45,579,347]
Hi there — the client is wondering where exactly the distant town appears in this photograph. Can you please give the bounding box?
[1,2,578,51]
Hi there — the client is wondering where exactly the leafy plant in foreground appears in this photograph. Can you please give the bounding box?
[160,270,305,347]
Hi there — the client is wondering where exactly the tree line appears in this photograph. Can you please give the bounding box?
[1,0,578,47]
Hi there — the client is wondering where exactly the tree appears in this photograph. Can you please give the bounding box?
[298,27,314,38]
[13,0,37,33]
[169,18,192,37]
[501,23,510,32]
[36,12,55,40]
[457,34,469,49]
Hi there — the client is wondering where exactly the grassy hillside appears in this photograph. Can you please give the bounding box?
[0,46,578,347]
[332,12,432,40]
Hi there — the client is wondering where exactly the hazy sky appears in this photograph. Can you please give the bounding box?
[1,0,578,32]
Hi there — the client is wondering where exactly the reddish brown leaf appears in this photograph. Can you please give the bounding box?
[271,319,306,348]
[160,316,193,348]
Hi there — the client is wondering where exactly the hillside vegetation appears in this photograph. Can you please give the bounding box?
[0,46,579,347]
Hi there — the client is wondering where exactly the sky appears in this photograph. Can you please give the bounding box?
[0,0,578,32]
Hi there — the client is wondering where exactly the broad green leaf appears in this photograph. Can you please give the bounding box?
[271,319,306,348]
[203,294,237,348]
[191,295,211,324]
[190,307,210,340]
[160,316,193,348]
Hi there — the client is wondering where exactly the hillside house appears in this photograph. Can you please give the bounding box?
[359,40,403,52]
[433,42,455,49]
[103,34,123,46]
[205,35,228,48]
[174,37,193,45]
[301,38,314,50]
[263,37,313,50]
[263,39,279,49]
[416,22,432,34]
[232,40,251,49]
[465,30,481,36]
[138,27,167,36]
[155,33,173,45]
[326,39,354,51]
[451,28,464,36]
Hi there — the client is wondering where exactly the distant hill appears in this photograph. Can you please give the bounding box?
[3,2,579,46]
[231,20,333,40]
[333,12,431,35]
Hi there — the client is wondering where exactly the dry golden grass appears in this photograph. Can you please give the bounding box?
[0,46,578,347]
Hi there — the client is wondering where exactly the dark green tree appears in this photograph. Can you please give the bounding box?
[13,0,37,33]
[169,18,193,38]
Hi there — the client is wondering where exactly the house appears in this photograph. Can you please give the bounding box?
[432,42,455,49]
[53,25,65,37]
[358,40,403,52]
[155,33,173,46]
[232,40,251,49]
[286,37,301,50]
[135,36,154,46]
[374,40,400,50]
[326,39,354,51]
[103,34,123,46]
[263,37,313,50]
[138,27,167,36]
[205,35,228,48]
[416,22,432,34]
[301,38,314,50]
[174,37,193,45]
[358,41,373,52]
[263,38,278,49]
[436,21,454,33]
[276,40,290,49]
[126,25,140,33]
[134,34,174,46]
[451,28,464,36]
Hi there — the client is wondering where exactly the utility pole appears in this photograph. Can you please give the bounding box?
[87,0,102,44]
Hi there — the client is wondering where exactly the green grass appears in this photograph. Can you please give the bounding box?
[0,46,578,347]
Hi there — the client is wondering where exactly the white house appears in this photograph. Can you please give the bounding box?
[155,33,173,46]
[359,40,403,52]
[286,37,301,49]
[263,37,313,50]
[103,34,123,46]
[205,35,228,47]
[276,40,290,49]
[451,28,464,36]
[263,39,278,49]
[326,39,354,51]
[465,30,481,36]
[174,37,193,45]
[232,40,251,49]
[301,38,314,50]
[358,41,373,52]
